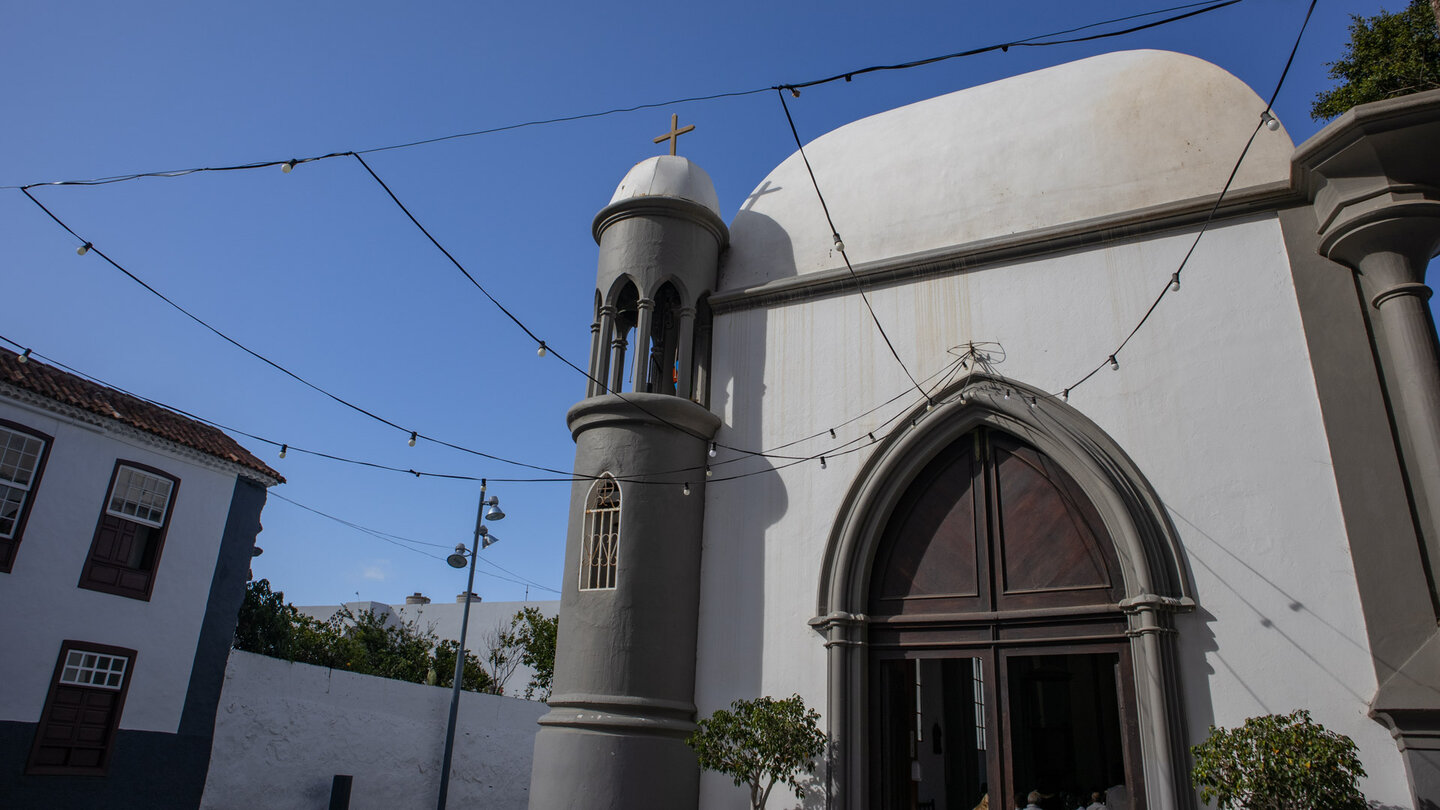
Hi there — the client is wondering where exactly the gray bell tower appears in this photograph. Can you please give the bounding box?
[528,143,727,809]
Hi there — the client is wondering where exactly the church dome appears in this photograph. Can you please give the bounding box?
[608,155,721,217]
[722,50,1295,291]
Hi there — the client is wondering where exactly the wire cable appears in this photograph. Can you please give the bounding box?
[1056,0,1316,398]
[5,0,1247,190]
[782,0,1243,92]
[1,204,584,479]
[775,90,928,402]
[269,491,559,593]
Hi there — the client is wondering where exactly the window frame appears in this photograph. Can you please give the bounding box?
[27,640,137,776]
[0,418,53,573]
[580,474,621,591]
[78,460,180,601]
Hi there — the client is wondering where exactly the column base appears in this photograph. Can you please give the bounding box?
[527,721,699,810]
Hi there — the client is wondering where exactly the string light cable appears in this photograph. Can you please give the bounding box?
[20,160,962,475]
[1050,0,1316,401]
[268,491,559,594]
[10,192,625,479]
[4,0,1248,191]
[0,330,974,490]
[0,332,593,485]
[9,0,1263,468]
[775,89,928,404]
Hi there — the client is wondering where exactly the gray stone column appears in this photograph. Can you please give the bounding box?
[531,156,728,810]
[632,298,654,392]
[586,319,603,398]
[1295,88,1440,809]
[1328,233,1440,603]
[607,333,628,395]
[676,306,696,401]
[593,306,615,396]
[529,395,720,810]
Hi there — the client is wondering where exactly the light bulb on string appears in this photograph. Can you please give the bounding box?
[1261,111,1280,132]
[278,444,287,459]
[1062,389,1070,402]
[537,341,547,358]
[705,466,712,478]
[408,431,417,447]
[832,234,845,253]
[790,87,801,98]
[829,428,836,438]
[282,160,297,173]
[1170,273,1181,293]
[683,482,691,496]
[17,349,31,364]
[1028,396,1037,408]
[708,442,717,458]
[1109,355,1119,371]
[819,456,827,469]
[77,243,91,256]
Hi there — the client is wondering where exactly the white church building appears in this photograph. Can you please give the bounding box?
[528,51,1440,809]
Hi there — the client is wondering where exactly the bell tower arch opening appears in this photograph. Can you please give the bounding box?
[814,377,1195,810]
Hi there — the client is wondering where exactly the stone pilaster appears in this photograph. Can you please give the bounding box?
[1295,87,1440,809]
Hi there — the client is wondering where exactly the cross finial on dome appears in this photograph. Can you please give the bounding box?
[652,114,695,156]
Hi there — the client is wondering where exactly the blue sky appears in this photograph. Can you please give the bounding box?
[1,0,1414,606]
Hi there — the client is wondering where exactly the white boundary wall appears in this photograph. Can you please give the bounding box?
[201,650,545,810]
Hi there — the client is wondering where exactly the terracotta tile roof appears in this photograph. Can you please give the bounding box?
[0,349,283,484]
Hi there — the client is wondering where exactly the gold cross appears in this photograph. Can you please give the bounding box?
[653,114,695,156]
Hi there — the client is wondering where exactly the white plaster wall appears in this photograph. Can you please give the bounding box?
[722,50,1294,291]
[296,599,559,699]
[0,397,238,734]
[201,650,546,810]
[695,215,1413,808]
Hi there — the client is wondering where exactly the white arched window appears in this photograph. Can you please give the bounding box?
[580,475,620,590]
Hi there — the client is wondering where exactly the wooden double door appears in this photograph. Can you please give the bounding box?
[867,429,1144,810]
[872,643,1142,810]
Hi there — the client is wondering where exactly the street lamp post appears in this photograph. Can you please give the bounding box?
[436,478,504,810]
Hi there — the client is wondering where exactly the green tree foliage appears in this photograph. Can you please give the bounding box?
[509,606,558,700]
[432,639,493,692]
[1190,709,1367,809]
[233,578,493,693]
[233,577,302,658]
[1311,0,1440,120]
[686,694,827,810]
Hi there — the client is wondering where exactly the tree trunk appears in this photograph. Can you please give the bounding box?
[1433,0,1440,38]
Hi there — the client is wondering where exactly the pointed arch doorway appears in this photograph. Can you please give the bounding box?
[870,428,1139,810]
[814,386,1195,810]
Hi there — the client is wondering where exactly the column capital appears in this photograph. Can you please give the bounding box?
[1294,89,1440,278]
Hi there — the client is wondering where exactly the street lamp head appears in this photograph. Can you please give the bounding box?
[446,543,469,569]
[481,534,499,549]
[485,504,506,521]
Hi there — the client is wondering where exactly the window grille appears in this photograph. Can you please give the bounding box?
[581,476,620,590]
[0,427,45,539]
[60,650,128,690]
[106,466,173,528]
[972,657,987,750]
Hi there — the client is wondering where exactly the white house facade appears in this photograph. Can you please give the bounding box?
[0,349,280,808]
[528,52,1440,809]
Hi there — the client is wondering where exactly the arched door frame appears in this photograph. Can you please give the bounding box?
[811,375,1196,809]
